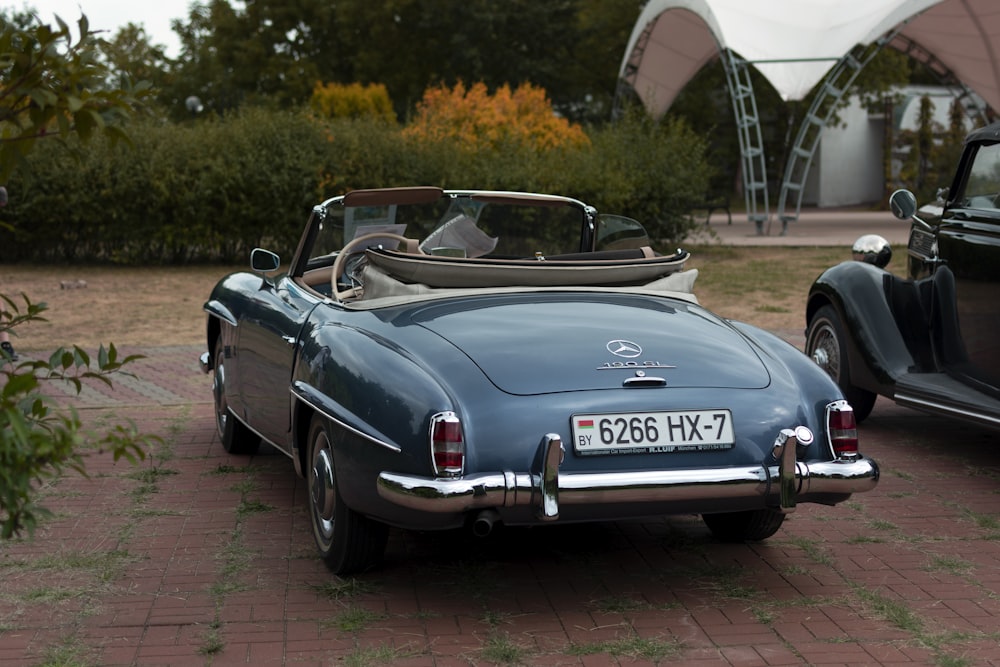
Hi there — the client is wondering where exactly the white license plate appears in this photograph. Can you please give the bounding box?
[571,410,735,455]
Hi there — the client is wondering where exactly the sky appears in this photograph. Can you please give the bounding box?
[23,0,191,56]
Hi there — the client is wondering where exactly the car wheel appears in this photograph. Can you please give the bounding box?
[805,304,877,421]
[306,415,388,574]
[212,338,260,455]
[702,508,785,541]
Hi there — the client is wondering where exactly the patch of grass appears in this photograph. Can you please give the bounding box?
[125,467,179,484]
[479,631,533,666]
[481,609,512,628]
[198,616,225,656]
[322,606,387,633]
[846,535,885,544]
[964,509,1000,532]
[7,548,139,585]
[866,518,899,532]
[34,637,99,667]
[311,578,378,601]
[785,536,833,567]
[21,586,87,603]
[236,499,274,518]
[852,585,923,634]
[228,478,258,496]
[568,630,683,663]
[924,555,973,576]
[340,643,421,667]
[208,464,250,475]
[754,304,789,313]
[209,526,254,596]
[592,594,652,613]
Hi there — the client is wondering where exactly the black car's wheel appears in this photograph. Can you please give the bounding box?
[805,304,877,421]
[212,338,260,455]
[702,509,785,542]
[306,415,388,574]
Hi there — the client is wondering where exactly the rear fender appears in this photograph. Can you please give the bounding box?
[290,323,456,512]
[806,261,915,393]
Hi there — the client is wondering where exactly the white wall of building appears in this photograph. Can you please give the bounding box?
[804,97,885,207]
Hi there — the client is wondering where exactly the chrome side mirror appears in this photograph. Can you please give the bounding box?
[889,189,933,232]
[889,189,917,220]
[852,234,892,268]
[251,248,281,290]
[251,247,280,273]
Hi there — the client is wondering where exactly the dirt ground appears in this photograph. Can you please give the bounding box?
[0,246,850,352]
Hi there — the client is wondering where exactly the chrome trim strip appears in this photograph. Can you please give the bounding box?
[376,457,879,514]
[203,299,238,327]
[291,382,402,453]
[895,392,1000,428]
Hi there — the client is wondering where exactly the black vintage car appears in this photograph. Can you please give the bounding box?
[806,121,1000,428]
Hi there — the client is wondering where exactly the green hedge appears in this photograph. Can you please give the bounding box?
[0,108,712,263]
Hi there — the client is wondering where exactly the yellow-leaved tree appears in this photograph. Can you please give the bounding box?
[403,81,589,152]
[309,81,396,122]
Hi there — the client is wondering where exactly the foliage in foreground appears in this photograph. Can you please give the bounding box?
[0,13,150,184]
[0,294,157,539]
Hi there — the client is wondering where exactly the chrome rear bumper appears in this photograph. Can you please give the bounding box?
[377,432,879,519]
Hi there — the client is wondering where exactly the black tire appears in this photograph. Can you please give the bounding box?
[805,304,877,421]
[306,415,388,574]
[702,509,785,542]
[212,338,260,455]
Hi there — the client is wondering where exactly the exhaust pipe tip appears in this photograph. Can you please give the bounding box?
[471,509,501,537]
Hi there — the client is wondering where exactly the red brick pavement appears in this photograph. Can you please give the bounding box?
[2,345,1000,666]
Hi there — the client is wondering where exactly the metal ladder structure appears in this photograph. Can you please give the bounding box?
[776,29,987,234]
[775,37,892,235]
[721,50,770,234]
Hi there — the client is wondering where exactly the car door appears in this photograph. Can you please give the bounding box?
[234,276,321,448]
[936,140,1000,396]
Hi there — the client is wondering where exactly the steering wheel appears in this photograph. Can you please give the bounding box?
[331,232,423,301]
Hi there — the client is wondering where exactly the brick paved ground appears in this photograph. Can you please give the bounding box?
[2,344,999,666]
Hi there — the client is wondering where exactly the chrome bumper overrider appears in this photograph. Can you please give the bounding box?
[376,431,879,519]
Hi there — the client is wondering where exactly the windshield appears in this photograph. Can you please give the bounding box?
[308,193,589,266]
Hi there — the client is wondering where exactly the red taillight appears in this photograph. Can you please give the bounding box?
[827,400,858,459]
[430,411,464,477]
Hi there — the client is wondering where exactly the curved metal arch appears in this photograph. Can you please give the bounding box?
[777,30,989,234]
[721,49,769,233]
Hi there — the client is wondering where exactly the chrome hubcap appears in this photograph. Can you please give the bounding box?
[809,324,840,382]
[214,360,228,433]
[311,437,336,538]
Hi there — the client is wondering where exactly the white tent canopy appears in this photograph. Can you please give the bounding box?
[620,0,1000,117]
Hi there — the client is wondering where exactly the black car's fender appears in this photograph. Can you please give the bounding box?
[806,261,916,395]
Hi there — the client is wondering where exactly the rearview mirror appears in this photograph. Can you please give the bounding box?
[251,248,280,273]
[889,189,917,220]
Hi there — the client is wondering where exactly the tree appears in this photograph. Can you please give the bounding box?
[161,0,643,122]
[0,12,150,183]
[0,12,155,538]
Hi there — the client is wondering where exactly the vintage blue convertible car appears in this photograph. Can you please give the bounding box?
[201,187,879,574]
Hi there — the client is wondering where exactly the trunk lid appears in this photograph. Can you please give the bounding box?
[411,293,770,395]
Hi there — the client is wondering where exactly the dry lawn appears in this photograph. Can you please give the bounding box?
[0,246,855,352]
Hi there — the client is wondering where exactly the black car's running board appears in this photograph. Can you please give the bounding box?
[894,372,1000,430]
